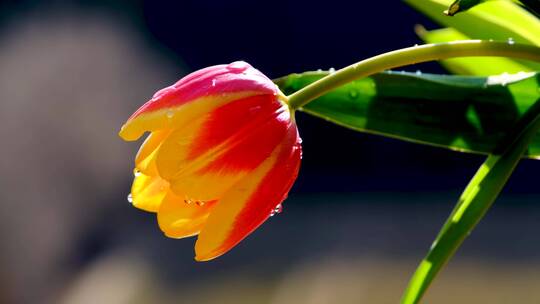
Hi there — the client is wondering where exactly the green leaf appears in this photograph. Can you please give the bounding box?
[275,71,540,158]
[415,26,531,75]
[405,0,540,70]
[401,97,540,304]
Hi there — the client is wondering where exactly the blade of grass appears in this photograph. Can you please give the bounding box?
[401,97,540,304]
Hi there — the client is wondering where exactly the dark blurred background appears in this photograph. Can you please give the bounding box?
[1,1,539,303]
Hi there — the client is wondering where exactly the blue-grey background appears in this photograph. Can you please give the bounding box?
[0,1,539,303]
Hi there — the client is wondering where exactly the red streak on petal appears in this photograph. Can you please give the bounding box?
[215,125,302,256]
[187,95,289,173]
[128,62,277,121]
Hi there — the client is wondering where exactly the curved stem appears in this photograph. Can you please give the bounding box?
[287,40,540,109]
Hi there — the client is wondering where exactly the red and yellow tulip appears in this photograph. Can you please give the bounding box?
[119,61,301,261]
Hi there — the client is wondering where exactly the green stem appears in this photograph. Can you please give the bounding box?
[287,40,540,109]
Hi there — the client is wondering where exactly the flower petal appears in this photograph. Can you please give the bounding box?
[156,95,291,202]
[157,191,217,238]
[135,130,172,176]
[119,92,254,141]
[131,173,169,212]
[118,61,278,141]
[194,125,301,261]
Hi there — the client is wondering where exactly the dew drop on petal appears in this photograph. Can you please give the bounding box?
[270,204,283,217]
[127,193,133,204]
[211,79,217,87]
[166,110,174,119]
[227,61,249,72]
[133,168,141,177]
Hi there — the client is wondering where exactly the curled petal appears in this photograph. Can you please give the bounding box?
[131,174,169,212]
[194,125,301,261]
[135,130,171,176]
[118,61,278,141]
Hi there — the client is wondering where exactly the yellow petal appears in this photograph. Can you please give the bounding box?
[157,191,217,239]
[135,130,171,176]
[131,173,169,212]
[155,117,247,201]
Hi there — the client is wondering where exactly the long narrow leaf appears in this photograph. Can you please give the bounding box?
[415,26,531,75]
[405,0,540,45]
[275,71,540,158]
[401,98,540,303]
[405,0,540,70]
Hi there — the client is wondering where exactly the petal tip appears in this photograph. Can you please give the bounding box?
[194,238,229,262]
[118,122,142,141]
[194,250,222,262]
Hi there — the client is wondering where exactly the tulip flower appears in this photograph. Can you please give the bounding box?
[119,61,302,261]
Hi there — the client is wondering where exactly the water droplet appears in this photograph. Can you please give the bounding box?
[183,196,206,206]
[211,79,217,87]
[270,204,283,217]
[415,70,422,75]
[349,90,358,99]
[227,61,249,72]
[166,110,174,119]
[127,193,133,204]
[413,43,419,47]
[328,67,336,74]
[133,169,141,177]
[500,72,509,86]
[507,37,515,45]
